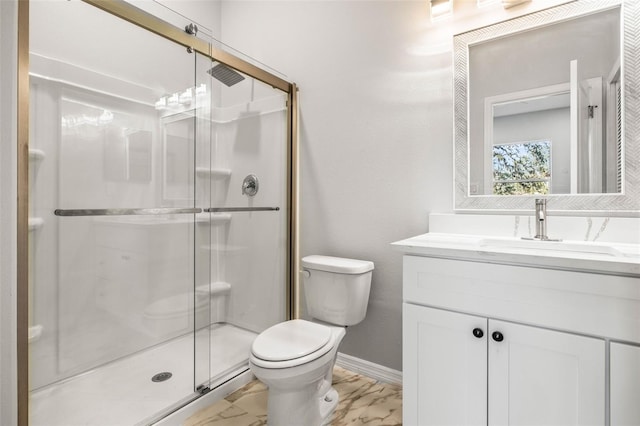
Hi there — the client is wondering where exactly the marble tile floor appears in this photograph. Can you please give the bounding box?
[184,366,402,426]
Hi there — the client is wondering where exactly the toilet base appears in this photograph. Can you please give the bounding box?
[266,379,339,426]
[320,387,339,425]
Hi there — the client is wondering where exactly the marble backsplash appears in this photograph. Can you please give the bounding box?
[428,213,640,244]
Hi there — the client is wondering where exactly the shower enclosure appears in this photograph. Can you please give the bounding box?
[22,1,297,424]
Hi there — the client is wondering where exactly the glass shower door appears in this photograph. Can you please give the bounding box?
[28,2,207,424]
[194,55,290,390]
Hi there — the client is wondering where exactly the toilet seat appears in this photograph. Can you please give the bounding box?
[251,320,336,369]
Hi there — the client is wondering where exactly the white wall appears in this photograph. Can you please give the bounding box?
[217,0,570,371]
[0,0,18,424]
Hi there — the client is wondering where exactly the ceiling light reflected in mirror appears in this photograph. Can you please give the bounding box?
[477,0,501,8]
[502,0,531,8]
[430,0,453,22]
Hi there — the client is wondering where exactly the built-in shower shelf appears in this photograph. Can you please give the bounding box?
[29,149,46,162]
[211,213,232,224]
[29,324,43,343]
[196,212,232,224]
[196,167,231,179]
[29,217,44,231]
[196,281,232,296]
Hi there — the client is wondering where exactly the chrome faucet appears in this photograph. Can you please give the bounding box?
[522,199,560,241]
[534,199,548,240]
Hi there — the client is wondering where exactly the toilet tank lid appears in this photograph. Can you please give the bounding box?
[301,255,374,274]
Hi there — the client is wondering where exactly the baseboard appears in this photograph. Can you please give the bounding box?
[335,352,402,387]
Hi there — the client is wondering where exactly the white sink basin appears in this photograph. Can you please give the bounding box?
[392,233,640,276]
[478,237,631,258]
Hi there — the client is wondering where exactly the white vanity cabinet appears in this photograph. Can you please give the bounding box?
[404,304,604,426]
[401,254,640,426]
[403,304,487,426]
[487,319,604,426]
[610,342,640,426]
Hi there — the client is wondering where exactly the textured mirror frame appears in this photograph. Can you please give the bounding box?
[454,0,640,213]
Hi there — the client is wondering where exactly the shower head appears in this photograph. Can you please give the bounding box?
[207,63,245,87]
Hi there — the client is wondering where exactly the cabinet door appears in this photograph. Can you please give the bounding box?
[488,320,605,426]
[403,303,487,426]
[610,342,640,426]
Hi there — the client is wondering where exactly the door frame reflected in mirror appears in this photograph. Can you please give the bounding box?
[483,83,569,195]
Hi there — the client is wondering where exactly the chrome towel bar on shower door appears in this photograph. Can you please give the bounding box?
[54,207,202,217]
[53,207,280,216]
[204,207,280,213]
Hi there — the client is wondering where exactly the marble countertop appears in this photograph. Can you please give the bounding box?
[392,232,640,277]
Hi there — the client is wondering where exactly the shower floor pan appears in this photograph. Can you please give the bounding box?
[29,323,257,426]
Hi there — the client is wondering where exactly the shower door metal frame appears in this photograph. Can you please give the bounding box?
[15,1,299,424]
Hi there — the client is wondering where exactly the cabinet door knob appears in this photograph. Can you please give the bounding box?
[472,328,484,338]
[492,331,504,342]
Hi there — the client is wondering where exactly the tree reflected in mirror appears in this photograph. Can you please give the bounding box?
[492,140,550,195]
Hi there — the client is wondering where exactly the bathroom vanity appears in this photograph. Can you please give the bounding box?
[401,0,640,422]
[393,228,640,426]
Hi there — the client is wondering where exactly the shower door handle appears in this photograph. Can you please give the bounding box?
[204,207,280,213]
[54,207,202,217]
[55,206,280,216]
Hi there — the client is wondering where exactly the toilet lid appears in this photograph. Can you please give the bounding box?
[251,319,332,362]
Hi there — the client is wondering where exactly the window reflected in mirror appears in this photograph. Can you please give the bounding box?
[492,140,551,195]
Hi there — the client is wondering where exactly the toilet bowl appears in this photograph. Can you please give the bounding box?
[249,255,374,426]
[143,281,231,337]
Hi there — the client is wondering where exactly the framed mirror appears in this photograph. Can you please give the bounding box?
[454,0,640,212]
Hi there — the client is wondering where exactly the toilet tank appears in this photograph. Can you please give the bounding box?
[301,255,374,326]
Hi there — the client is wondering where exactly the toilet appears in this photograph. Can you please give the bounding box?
[249,255,374,426]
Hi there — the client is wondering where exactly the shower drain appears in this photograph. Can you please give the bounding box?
[151,372,173,383]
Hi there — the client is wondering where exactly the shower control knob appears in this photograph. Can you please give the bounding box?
[472,328,484,339]
[242,174,259,197]
[492,331,504,342]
